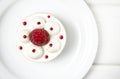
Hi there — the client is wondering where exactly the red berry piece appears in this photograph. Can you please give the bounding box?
[47,15,50,18]
[23,35,27,39]
[50,27,53,31]
[37,22,41,25]
[49,43,53,47]
[23,21,27,26]
[29,29,50,46]
[59,35,63,40]
[45,55,48,59]
[19,46,23,50]
[32,49,36,53]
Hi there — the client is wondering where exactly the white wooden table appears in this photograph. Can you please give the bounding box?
[84,0,120,79]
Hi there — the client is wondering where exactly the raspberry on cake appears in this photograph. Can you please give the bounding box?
[29,28,50,46]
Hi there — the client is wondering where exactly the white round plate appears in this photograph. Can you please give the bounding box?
[0,0,98,79]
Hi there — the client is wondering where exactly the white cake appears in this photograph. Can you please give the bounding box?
[17,13,66,62]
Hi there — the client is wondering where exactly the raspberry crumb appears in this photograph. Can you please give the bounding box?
[49,43,53,47]
[23,21,27,26]
[32,49,36,53]
[59,35,63,40]
[47,15,50,18]
[19,46,23,50]
[37,22,41,25]
[50,27,53,31]
[23,35,27,39]
[45,55,48,59]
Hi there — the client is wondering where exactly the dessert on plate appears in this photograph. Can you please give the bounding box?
[17,13,66,62]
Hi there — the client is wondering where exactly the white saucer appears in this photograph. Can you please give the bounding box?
[0,0,98,79]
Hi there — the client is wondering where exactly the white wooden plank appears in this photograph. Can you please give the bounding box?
[85,0,120,5]
[84,65,120,79]
[86,4,120,64]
